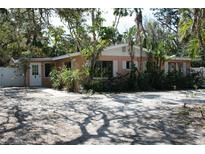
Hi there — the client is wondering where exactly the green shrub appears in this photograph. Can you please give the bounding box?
[191,60,205,67]
[50,66,89,92]
[164,71,203,90]
[137,72,153,91]
[82,69,204,93]
[82,73,130,92]
[138,68,166,91]
[50,68,63,89]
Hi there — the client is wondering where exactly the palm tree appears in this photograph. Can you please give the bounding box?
[124,26,139,75]
[113,8,130,29]
[179,8,205,59]
[134,9,147,73]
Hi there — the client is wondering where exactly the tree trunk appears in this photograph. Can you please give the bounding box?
[135,9,145,74]
[89,9,97,80]
[194,9,205,59]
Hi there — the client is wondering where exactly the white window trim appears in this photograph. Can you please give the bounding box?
[124,61,137,70]
[113,60,118,77]
[126,61,131,70]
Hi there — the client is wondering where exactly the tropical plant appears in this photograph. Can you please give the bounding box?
[58,9,112,80]
[50,66,89,92]
[50,68,62,89]
[179,8,205,59]
[123,26,138,89]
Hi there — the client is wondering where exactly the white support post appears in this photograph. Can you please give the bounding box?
[143,61,147,71]
[71,59,75,68]
[165,62,168,74]
[122,61,126,69]
[183,62,187,75]
[113,60,118,77]
[134,61,138,69]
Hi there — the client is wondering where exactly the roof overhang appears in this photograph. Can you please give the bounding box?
[169,57,192,61]
[52,52,81,61]
[103,43,148,52]
[11,52,81,64]
[29,58,53,62]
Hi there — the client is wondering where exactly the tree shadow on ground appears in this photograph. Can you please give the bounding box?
[55,100,203,145]
[0,88,205,144]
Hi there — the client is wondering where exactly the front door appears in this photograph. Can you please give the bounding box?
[30,63,42,86]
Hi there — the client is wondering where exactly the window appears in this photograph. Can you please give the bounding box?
[126,61,131,69]
[122,46,126,52]
[32,65,39,76]
[45,63,54,77]
[65,61,71,69]
[94,61,113,78]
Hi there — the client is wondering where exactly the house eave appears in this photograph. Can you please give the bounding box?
[52,52,81,61]
[169,57,192,61]
[103,43,148,52]
[30,58,53,62]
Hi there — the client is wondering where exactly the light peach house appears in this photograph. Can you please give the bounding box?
[12,43,191,87]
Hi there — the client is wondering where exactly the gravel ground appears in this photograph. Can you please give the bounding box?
[0,87,205,145]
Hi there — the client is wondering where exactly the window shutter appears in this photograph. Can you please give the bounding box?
[71,59,74,68]
[134,61,138,68]
[143,61,147,71]
[113,61,118,77]
[122,61,126,69]
[165,62,168,73]
[176,63,179,71]
[183,62,186,75]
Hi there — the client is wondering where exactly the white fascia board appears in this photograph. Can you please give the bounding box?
[52,52,81,61]
[169,57,192,61]
[30,58,53,61]
[104,43,128,51]
[103,43,148,52]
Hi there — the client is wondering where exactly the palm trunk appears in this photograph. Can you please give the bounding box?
[89,9,97,80]
[135,9,145,74]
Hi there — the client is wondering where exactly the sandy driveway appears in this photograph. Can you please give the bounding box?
[0,87,205,144]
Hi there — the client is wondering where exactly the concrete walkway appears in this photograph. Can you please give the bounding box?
[0,87,205,144]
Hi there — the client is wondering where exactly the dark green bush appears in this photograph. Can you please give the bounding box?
[164,71,203,90]
[83,73,131,92]
[83,70,204,92]
[191,60,205,67]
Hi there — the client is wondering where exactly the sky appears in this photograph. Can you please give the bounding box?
[51,8,155,34]
[102,8,154,33]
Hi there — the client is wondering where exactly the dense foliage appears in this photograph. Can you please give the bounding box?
[83,67,204,93]
[50,66,89,92]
